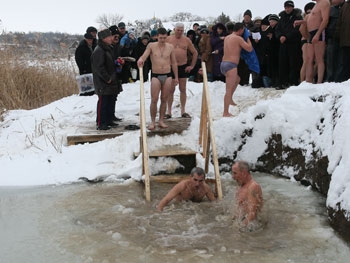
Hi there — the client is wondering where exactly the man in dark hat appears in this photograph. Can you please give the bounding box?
[75,32,94,75]
[91,29,123,130]
[267,14,281,88]
[86,26,98,50]
[284,0,295,8]
[117,22,127,38]
[109,25,123,122]
[274,0,303,89]
[239,9,255,86]
[74,32,95,96]
[150,29,158,42]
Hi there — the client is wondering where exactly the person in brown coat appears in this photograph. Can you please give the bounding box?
[198,27,213,82]
[91,29,123,130]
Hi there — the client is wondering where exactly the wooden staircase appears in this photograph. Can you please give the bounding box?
[139,62,223,201]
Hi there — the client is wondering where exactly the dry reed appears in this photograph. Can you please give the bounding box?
[0,48,78,117]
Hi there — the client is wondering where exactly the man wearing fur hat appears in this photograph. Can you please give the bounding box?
[275,0,303,89]
[91,29,123,130]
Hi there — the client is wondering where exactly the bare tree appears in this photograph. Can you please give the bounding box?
[216,12,231,25]
[169,12,204,22]
[96,13,124,29]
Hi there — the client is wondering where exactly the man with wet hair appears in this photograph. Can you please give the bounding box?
[231,161,263,226]
[156,167,216,212]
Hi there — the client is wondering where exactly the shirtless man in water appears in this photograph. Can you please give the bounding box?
[138,28,179,130]
[166,22,198,119]
[221,23,252,117]
[295,0,330,83]
[232,161,263,226]
[156,167,216,212]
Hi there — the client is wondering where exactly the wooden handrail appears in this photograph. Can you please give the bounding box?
[139,68,151,201]
[199,62,223,200]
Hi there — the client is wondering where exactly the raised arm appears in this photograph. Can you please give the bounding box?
[241,37,253,52]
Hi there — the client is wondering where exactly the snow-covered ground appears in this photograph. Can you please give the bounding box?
[0,79,349,217]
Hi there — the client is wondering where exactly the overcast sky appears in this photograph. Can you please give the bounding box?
[1,0,309,34]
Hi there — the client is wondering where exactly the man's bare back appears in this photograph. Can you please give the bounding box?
[222,33,249,65]
[221,24,252,117]
[173,178,213,202]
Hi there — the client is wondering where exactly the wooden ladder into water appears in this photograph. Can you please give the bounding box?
[139,62,223,201]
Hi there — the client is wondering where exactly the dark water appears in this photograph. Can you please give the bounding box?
[0,173,349,263]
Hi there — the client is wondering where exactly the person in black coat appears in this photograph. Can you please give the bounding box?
[210,23,227,82]
[132,34,151,81]
[75,33,94,75]
[274,1,303,89]
[91,29,123,130]
[75,32,95,96]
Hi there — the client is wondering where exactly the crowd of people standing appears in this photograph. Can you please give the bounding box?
[75,0,350,128]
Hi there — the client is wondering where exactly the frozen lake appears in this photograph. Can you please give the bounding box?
[0,173,349,262]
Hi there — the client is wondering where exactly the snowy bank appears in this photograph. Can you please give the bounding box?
[1,79,349,240]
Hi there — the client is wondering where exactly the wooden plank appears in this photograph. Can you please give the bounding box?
[67,133,123,145]
[149,148,196,157]
[147,117,191,136]
[134,145,197,158]
[150,175,216,184]
[139,68,151,202]
[202,62,223,200]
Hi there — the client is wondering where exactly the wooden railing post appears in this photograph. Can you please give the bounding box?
[139,68,151,201]
[200,62,223,200]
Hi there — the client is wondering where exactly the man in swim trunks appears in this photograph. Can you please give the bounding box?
[221,23,252,117]
[295,0,330,83]
[231,161,263,226]
[156,167,216,212]
[137,28,179,130]
[166,22,198,118]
